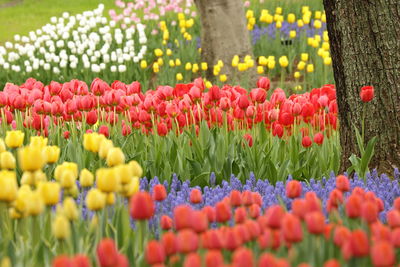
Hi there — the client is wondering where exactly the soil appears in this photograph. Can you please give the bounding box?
[0,0,23,9]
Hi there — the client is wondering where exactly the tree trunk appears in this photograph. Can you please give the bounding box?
[323,0,400,174]
[194,0,256,84]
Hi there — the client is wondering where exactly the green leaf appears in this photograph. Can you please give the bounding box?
[360,136,377,176]
[191,172,210,187]
[353,123,365,154]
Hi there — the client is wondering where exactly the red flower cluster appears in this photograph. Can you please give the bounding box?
[1,77,337,143]
[142,175,400,267]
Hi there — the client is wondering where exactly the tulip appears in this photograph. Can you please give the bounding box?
[302,136,312,148]
[361,200,378,224]
[230,190,242,207]
[0,151,15,169]
[157,122,168,136]
[189,188,202,204]
[79,168,94,188]
[323,259,341,267]
[177,229,199,253]
[282,213,303,243]
[191,210,208,233]
[345,194,362,218]
[174,205,193,230]
[153,184,167,201]
[349,230,369,257]
[52,215,70,240]
[305,211,326,235]
[258,253,277,267]
[285,180,302,198]
[86,188,106,211]
[97,239,118,267]
[160,215,173,230]
[161,232,178,256]
[0,170,17,202]
[265,205,285,229]
[106,147,125,167]
[232,247,254,267]
[83,133,104,153]
[5,130,24,148]
[387,209,400,228]
[145,240,165,265]
[18,146,46,172]
[333,226,351,247]
[371,241,395,267]
[72,255,91,267]
[98,139,113,159]
[336,175,350,192]
[129,160,143,177]
[98,125,109,137]
[360,85,374,103]
[26,190,44,216]
[183,253,201,267]
[205,250,223,267]
[130,191,154,220]
[38,181,60,206]
[257,77,270,90]
[313,132,324,145]
[52,256,73,267]
[45,146,60,164]
[215,201,231,223]
[63,197,79,221]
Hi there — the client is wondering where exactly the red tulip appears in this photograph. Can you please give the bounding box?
[323,259,341,267]
[232,247,254,267]
[391,228,400,247]
[177,229,199,253]
[116,254,129,267]
[257,228,281,250]
[145,240,165,265]
[371,241,395,267]
[72,254,91,267]
[161,232,178,256]
[122,124,132,136]
[174,205,193,230]
[238,95,250,110]
[257,77,271,91]
[301,136,312,148]
[202,229,224,250]
[98,125,109,137]
[202,206,216,223]
[242,190,253,206]
[387,209,400,228]
[160,215,173,230]
[153,184,167,201]
[230,190,242,207]
[360,85,374,103]
[235,207,247,224]
[63,131,70,139]
[265,205,285,229]
[157,122,168,136]
[333,226,351,247]
[250,88,267,103]
[225,228,242,251]
[191,210,208,233]
[345,194,362,218]
[205,250,224,267]
[393,197,400,211]
[305,211,325,235]
[285,180,302,198]
[361,200,379,224]
[336,175,350,192]
[209,86,221,102]
[97,238,118,267]
[190,188,203,204]
[350,230,369,257]
[313,132,324,145]
[86,110,98,125]
[243,133,253,147]
[291,199,308,219]
[183,253,201,267]
[215,201,231,223]
[281,213,303,243]
[130,192,155,220]
[52,255,73,267]
[249,204,261,219]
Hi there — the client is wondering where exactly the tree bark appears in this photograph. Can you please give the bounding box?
[323,0,400,173]
[194,0,256,83]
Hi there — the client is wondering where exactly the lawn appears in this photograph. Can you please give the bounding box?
[0,0,115,43]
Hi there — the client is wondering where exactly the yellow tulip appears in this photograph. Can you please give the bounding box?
[205,81,212,89]
[246,10,254,19]
[279,56,289,68]
[45,146,60,164]
[323,31,329,42]
[0,139,6,153]
[140,60,148,69]
[106,147,125,167]
[302,6,310,14]
[166,48,172,56]
[246,59,255,68]
[318,48,325,57]
[9,207,21,219]
[54,162,78,182]
[0,152,15,170]
[238,63,248,72]
[185,18,194,28]
[26,190,44,216]
[257,66,265,74]
[169,59,175,67]
[79,168,94,188]
[106,193,115,205]
[297,20,304,28]
[52,215,70,240]
[297,61,306,70]
[96,168,119,193]
[18,146,45,172]
[154,48,163,57]
[321,13,326,23]
[275,7,282,15]
[289,31,296,38]
[314,20,322,29]
[159,21,167,31]
[63,197,79,221]
[98,139,113,159]
[219,75,227,83]
[153,63,160,73]
[294,72,301,79]
[60,169,76,189]
[267,60,276,69]
[301,53,309,61]
[176,73,183,81]
[185,62,192,71]
[307,64,314,73]
[0,170,17,202]
[30,136,48,148]
[175,59,182,66]
[232,55,239,67]
[303,15,310,24]
[129,160,143,177]
[121,176,139,198]
[192,64,199,73]
[322,42,330,51]
[294,85,303,91]
[276,21,282,29]
[33,170,47,185]
[315,11,322,19]
[324,57,332,65]
[258,56,268,66]
[115,164,133,185]
[287,13,296,24]
[86,188,106,211]
[157,58,164,66]
[21,171,34,186]
[38,181,60,206]
[5,131,24,148]
[83,133,104,153]
[201,62,208,71]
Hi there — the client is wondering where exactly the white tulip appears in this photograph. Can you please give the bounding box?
[118,65,126,72]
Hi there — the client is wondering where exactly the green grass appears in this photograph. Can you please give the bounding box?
[0,0,116,43]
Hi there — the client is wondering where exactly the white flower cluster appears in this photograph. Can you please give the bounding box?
[0,4,148,76]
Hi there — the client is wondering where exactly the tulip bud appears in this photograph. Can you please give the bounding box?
[98,139,113,159]
[96,168,119,193]
[52,215,70,240]
[129,160,143,177]
[0,151,15,170]
[0,170,17,202]
[44,146,60,164]
[26,191,44,216]
[79,168,94,187]
[18,146,46,171]
[106,147,125,167]
[130,191,155,220]
[5,130,24,148]
[145,240,166,265]
[38,181,60,206]
[86,188,106,211]
[63,197,79,221]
